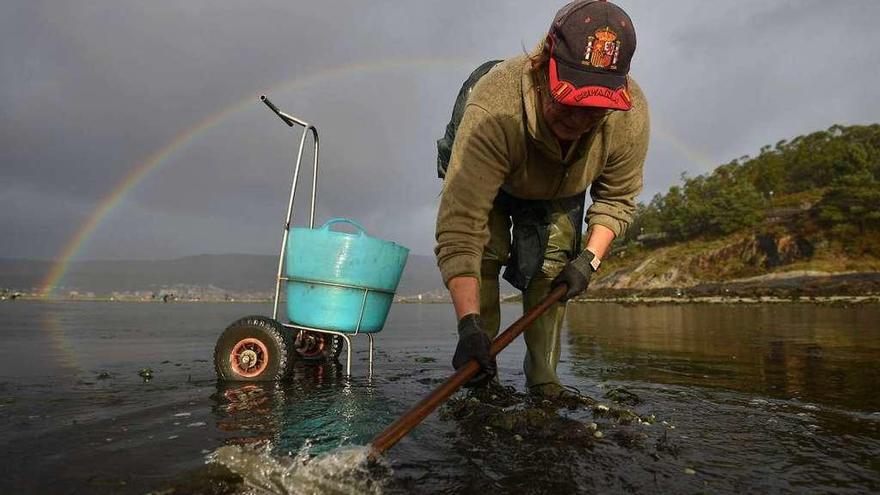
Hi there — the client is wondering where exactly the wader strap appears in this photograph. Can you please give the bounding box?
[570,191,586,257]
[437,60,504,179]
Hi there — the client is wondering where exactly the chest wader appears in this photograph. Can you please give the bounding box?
[480,190,585,394]
[437,59,585,395]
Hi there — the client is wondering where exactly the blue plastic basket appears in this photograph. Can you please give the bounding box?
[285,218,409,333]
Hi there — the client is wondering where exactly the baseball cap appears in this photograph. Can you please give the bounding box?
[547,0,636,110]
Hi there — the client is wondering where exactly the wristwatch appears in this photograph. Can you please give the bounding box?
[586,249,601,272]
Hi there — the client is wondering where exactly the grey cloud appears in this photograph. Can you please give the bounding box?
[2,1,879,259]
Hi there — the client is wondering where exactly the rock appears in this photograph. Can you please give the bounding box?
[593,431,603,439]
[609,407,641,425]
[605,387,642,405]
[684,468,696,475]
[442,391,596,445]
[487,408,548,432]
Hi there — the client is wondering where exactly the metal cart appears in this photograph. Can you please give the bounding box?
[212,95,381,381]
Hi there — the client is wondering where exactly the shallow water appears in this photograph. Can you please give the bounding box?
[1,301,878,493]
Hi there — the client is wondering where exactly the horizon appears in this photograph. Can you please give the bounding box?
[0,252,439,263]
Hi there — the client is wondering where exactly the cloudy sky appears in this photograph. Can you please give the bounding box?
[2,0,879,260]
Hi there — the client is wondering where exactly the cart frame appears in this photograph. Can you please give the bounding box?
[261,95,374,377]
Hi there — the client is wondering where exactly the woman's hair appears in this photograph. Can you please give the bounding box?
[527,38,552,94]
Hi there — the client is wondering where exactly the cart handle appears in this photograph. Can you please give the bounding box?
[261,94,306,127]
[319,218,367,236]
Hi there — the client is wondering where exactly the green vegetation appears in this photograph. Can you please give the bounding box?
[592,124,880,288]
[624,124,880,255]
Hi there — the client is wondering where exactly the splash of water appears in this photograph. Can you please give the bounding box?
[207,441,387,495]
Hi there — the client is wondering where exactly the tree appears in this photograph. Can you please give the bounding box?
[623,124,880,246]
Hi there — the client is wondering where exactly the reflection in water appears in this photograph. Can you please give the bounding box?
[557,303,880,493]
[216,382,284,445]
[209,362,392,494]
[41,311,81,373]
[212,361,394,456]
[564,303,880,411]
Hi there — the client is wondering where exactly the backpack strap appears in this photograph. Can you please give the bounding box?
[436,60,504,179]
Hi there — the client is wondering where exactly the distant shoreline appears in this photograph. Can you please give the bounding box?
[5,295,879,306]
[5,272,878,306]
[579,295,880,305]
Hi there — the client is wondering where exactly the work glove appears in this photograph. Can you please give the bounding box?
[551,249,596,302]
[452,314,496,387]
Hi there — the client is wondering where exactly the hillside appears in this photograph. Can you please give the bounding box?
[593,225,880,295]
[592,124,880,296]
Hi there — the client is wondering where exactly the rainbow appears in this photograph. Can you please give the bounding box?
[42,311,80,371]
[40,59,713,297]
[652,120,717,172]
[40,57,473,297]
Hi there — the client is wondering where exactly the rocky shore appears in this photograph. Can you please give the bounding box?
[580,271,880,305]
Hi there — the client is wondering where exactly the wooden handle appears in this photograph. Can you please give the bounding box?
[368,284,567,460]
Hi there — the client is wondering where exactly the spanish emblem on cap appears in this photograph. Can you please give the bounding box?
[547,0,636,110]
[583,27,621,70]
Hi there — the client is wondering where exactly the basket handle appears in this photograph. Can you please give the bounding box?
[319,217,367,236]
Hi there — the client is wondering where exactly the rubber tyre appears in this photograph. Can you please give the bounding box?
[214,315,293,381]
[294,330,344,362]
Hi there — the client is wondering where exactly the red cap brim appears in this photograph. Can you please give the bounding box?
[548,57,632,111]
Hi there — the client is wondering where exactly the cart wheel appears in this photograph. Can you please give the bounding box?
[294,330,344,362]
[214,316,293,381]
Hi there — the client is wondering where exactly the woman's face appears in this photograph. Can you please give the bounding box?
[541,94,612,141]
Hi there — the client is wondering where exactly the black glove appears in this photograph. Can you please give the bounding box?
[452,314,496,387]
[551,249,596,302]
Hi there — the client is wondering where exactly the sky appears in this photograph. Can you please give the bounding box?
[2,0,879,260]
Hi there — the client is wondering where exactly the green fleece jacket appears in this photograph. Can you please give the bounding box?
[435,54,650,285]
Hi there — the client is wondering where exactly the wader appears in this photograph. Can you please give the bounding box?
[436,60,586,394]
[480,190,585,393]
